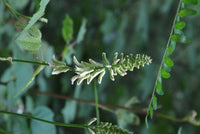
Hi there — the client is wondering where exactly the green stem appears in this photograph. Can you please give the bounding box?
[30,90,193,125]
[2,0,23,23]
[94,80,100,125]
[0,111,87,129]
[3,0,45,23]
[147,0,182,116]
[3,0,30,19]
[12,58,49,66]
[0,57,74,71]
[0,128,12,134]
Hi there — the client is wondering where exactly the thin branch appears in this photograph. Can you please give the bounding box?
[12,58,49,66]
[69,40,78,49]
[0,57,74,71]
[29,89,187,124]
[0,110,87,129]
[93,80,100,124]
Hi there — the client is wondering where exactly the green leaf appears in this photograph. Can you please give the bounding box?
[14,65,44,98]
[1,67,13,83]
[179,8,198,17]
[8,81,16,108]
[12,116,29,134]
[153,95,157,110]
[76,18,87,44]
[183,0,199,5]
[161,68,171,79]
[175,21,186,30]
[168,45,173,55]
[171,34,190,43]
[17,26,41,53]
[164,56,174,67]
[156,78,164,95]
[31,106,56,134]
[145,115,149,128]
[62,14,73,42]
[150,106,153,119]
[22,0,50,33]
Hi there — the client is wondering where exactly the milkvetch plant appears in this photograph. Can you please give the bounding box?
[0,0,199,133]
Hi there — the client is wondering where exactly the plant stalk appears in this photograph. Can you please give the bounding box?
[94,80,100,125]
[0,57,74,71]
[0,111,87,129]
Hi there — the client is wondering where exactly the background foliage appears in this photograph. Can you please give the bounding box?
[0,0,200,134]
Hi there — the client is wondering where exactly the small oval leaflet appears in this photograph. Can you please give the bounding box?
[175,21,186,30]
[179,8,198,17]
[171,34,190,44]
[161,68,171,79]
[164,56,174,67]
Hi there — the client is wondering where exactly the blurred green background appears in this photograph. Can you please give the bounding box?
[0,0,200,134]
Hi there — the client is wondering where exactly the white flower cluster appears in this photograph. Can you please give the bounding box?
[71,56,106,85]
[71,52,152,85]
[87,118,133,134]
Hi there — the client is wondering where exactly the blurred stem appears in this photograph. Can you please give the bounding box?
[147,0,182,117]
[156,113,185,122]
[0,128,12,134]
[29,89,192,125]
[2,0,29,23]
[12,58,50,65]
[0,57,74,71]
[0,111,88,129]
[94,80,100,125]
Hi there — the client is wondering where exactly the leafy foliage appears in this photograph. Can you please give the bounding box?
[0,0,200,133]
[145,0,199,126]
[31,106,56,134]
[62,14,73,43]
